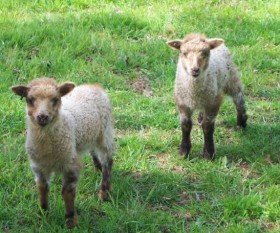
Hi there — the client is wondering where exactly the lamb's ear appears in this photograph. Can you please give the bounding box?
[167,40,183,50]
[206,38,224,49]
[58,82,75,97]
[10,85,29,99]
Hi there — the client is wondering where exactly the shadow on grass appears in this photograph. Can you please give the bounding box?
[80,169,223,232]
[1,161,273,232]
[79,165,265,232]
[216,123,280,163]
[0,167,223,232]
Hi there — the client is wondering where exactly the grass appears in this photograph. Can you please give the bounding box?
[0,0,280,232]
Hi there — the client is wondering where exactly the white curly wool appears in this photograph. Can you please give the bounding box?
[11,78,114,227]
[167,33,247,159]
[25,84,114,176]
[174,44,243,112]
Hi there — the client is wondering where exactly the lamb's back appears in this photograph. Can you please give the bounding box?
[62,85,111,153]
[208,44,237,91]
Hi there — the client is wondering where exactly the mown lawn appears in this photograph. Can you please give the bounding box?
[0,0,279,232]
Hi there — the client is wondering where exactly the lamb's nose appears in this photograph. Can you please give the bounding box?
[37,114,49,126]
[191,68,200,77]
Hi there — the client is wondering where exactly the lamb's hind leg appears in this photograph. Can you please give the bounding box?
[91,150,102,171]
[232,92,247,128]
[202,96,222,160]
[91,148,113,201]
[62,167,80,229]
[202,116,216,160]
[226,73,248,128]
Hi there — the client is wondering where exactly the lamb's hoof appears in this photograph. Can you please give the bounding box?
[203,151,214,160]
[197,112,203,125]
[65,215,78,229]
[38,209,49,218]
[38,205,49,219]
[237,114,248,129]
[179,143,191,157]
[237,122,247,129]
[179,147,189,157]
[98,190,110,201]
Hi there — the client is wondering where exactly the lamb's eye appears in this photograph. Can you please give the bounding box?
[26,96,35,105]
[201,51,209,57]
[52,97,59,105]
[182,52,188,56]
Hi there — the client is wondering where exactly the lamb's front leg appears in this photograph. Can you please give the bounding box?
[37,179,49,211]
[177,104,193,156]
[62,168,80,229]
[32,166,50,212]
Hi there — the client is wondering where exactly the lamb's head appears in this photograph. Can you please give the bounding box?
[11,78,75,127]
[167,33,224,78]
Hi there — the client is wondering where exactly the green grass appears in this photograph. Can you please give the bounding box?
[1,0,280,232]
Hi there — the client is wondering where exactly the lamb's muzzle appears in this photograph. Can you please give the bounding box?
[36,114,50,126]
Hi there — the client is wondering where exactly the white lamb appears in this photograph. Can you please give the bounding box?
[11,78,114,228]
[167,33,247,159]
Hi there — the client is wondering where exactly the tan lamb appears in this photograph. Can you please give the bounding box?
[167,33,247,159]
[11,78,114,228]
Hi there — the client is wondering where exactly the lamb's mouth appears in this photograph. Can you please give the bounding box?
[38,122,48,127]
[191,70,200,77]
[36,114,51,127]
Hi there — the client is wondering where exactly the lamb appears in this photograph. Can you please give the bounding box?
[167,33,247,160]
[11,78,114,228]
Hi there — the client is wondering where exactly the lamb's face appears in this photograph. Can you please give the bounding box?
[26,85,61,127]
[180,41,210,78]
[11,78,75,127]
[167,34,224,79]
